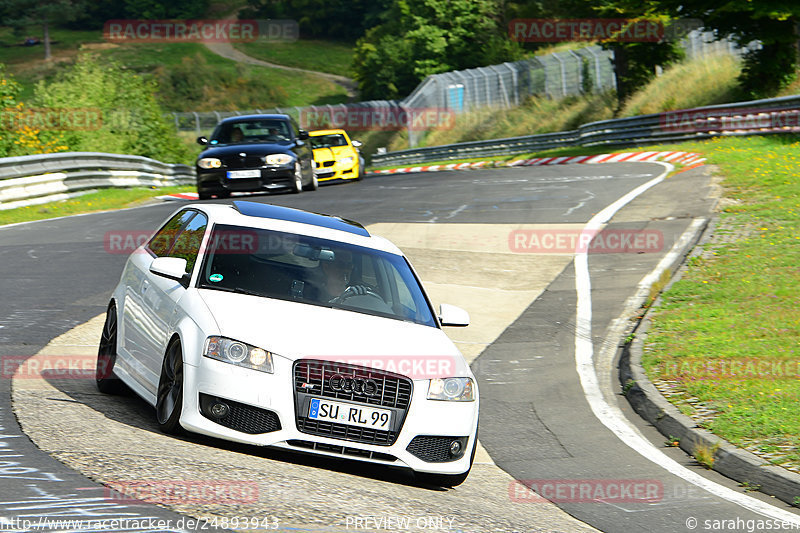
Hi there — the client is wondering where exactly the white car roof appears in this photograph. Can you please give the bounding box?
[182,201,403,255]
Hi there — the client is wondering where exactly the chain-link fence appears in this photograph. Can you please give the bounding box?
[169,29,754,146]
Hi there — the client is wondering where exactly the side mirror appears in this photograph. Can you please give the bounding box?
[297,129,309,140]
[197,136,209,146]
[351,140,363,148]
[150,257,190,288]
[439,303,469,327]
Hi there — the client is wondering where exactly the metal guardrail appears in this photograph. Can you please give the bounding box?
[371,95,800,167]
[0,152,194,210]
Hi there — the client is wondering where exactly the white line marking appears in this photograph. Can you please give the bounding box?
[573,162,800,523]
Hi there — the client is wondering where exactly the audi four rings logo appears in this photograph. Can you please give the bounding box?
[329,374,379,396]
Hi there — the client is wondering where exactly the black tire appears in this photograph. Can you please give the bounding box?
[291,163,303,194]
[217,191,231,199]
[156,339,185,435]
[304,171,319,191]
[198,190,212,200]
[96,303,125,394]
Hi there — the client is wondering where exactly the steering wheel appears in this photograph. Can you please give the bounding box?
[331,284,384,304]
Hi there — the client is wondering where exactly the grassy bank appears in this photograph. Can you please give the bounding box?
[0,186,193,226]
[639,135,800,469]
[0,27,350,110]
[234,39,354,76]
[411,52,745,151]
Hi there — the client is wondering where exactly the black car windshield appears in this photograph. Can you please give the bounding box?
[197,225,437,327]
[211,120,292,145]
[310,134,348,149]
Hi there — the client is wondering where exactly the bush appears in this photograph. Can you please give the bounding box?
[33,54,192,163]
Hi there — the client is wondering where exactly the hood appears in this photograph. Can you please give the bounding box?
[197,289,470,379]
[313,146,355,161]
[199,142,296,159]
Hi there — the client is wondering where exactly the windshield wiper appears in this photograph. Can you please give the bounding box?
[198,285,268,298]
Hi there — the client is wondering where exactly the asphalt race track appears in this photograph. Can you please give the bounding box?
[1,163,799,532]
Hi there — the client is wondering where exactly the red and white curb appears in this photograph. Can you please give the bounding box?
[158,151,706,200]
[156,192,200,201]
[368,151,706,176]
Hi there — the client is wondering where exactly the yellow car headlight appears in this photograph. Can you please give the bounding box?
[198,158,222,169]
[265,154,293,165]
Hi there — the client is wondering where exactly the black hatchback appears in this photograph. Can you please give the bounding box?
[196,114,317,199]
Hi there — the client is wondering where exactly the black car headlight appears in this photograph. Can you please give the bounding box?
[265,154,293,165]
[427,378,475,401]
[198,158,222,169]
[204,336,274,374]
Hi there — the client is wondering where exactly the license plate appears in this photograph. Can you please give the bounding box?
[227,169,261,179]
[308,398,392,430]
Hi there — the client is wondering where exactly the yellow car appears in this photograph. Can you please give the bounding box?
[309,129,364,183]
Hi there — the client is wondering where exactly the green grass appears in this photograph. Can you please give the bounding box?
[639,135,800,467]
[98,43,348,109]
[620,53,742,117]
[234,39,354,76]
[0,186,193,226]
[0,27,105,100]
[0,27,349,111]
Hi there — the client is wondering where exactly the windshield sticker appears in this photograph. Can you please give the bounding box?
[209,273,224,282]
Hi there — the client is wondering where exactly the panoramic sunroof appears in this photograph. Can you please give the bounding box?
[232,201,370,237]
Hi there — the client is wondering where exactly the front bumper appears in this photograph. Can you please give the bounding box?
[179,356,479,474]
[197,166,295,193]
[314,161,358,182]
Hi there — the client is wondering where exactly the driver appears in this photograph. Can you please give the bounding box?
[316,250,376,303]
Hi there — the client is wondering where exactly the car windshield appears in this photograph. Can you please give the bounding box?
[197,225,437,327]
[211,120,292,145]
[310,134,348,149]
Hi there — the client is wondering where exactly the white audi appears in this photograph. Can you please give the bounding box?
[97,201,478,485]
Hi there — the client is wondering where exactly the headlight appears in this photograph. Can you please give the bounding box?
[427,377,475,401]
[338,157,354,166]
[198,158,222,169]
[204,336,274,374]
[265,154,293,165]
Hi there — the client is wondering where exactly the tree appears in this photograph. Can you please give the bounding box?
[0,0,85,60]
[352,0,520,100]
[241,0,391,41]
[641,0,800,97]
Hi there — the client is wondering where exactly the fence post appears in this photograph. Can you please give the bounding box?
[551,52,567,98]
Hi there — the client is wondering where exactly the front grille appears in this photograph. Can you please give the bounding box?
[316,171,335,179]
[293,360,413,446]
[199,393,281,435]
[321,161,335,167]
[287,439,397,462]
[222,156,265,168]
[406,436,465,463]
[294,360,412,409]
